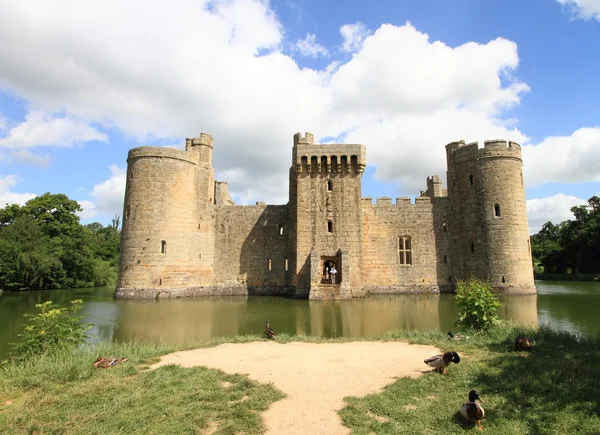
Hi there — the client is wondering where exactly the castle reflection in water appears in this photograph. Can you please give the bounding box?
[84,294,538,347]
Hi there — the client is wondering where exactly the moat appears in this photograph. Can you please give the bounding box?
[1,280,599,359]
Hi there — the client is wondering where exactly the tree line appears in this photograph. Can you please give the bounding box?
[531,196,600,276]
[0,193,121,291]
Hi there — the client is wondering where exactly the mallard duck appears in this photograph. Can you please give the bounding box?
[93,356,129,369]
[447,331,468,341]
[424,351,460,374]
[460,389,485,429]
[515,335,531,351]
[264,321,275,340]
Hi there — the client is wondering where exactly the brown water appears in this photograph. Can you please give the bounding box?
[1,281,599,359]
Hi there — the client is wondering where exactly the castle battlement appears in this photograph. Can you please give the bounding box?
[293,132,315,145]
[186,133,214,150]
[360,196,434,208]
[117,131,536,301]
[127,146,197,165]
[449,139,522,164]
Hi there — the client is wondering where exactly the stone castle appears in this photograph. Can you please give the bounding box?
[115,132,536,300]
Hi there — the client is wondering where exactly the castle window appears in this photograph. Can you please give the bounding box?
[327,180,332,191]
[331,156,338,172]
[448,275,452,283]
[126,205,130,219]
[398,236,412,265]
[442,222,447,233]
[494,203,501,217]
[285,258,288,271]
[502,276,506,283]
[321,156,328,174]
[161,240,167,254]
[328,220,333,233]
[279,225,284,235]
[268,259,272,272]
[470,175,474,185]
[301,156,308,172]
[470,241,475,253]
[443,255,447,264]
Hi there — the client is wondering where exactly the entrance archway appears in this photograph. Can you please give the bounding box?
[321,258,339,285]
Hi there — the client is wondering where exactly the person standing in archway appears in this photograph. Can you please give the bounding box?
[330,265,337,284]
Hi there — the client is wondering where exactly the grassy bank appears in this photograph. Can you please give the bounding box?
[2,326,600,434]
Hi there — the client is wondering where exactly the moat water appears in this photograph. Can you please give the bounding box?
[1,280,599,359]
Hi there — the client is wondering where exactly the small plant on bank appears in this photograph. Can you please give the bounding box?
[455,277,501,331]
[10,299,93,362]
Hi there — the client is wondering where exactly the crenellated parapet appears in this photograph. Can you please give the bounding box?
[448,139,522,164]
[127,146,198,165]
[292,132,366,177]
[360,196,434,209]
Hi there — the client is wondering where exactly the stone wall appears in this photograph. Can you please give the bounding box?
[213,204,290,292]
[360,196,452,294]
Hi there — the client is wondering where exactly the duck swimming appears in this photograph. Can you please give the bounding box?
[264,321,275,340]
[424,351,460,374]
[460,389,485,429]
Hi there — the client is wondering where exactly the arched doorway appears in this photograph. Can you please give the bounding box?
[321,259,339,285]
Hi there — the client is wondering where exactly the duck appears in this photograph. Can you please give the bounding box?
[264,321,276,340]
[93,356,129,369]
[459,389,485,429]
[515,335,531,351]
[424,351,460,374]
[447,331,468,341]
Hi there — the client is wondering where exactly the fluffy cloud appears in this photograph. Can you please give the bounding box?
[0,110,107,149]
[76,199,98,220]
[340,22,370,52]
[0,1,534,202]
[294,33,329,58]
[522,127,600,186]
[557,0,600,21]
[0,174,36,206]
[0,148,52,166]
[526,193,588,233]
[88,165,127,218]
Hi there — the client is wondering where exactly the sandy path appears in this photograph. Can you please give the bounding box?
[150,341,440,434]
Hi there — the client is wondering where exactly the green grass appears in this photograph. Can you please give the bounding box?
[0,339,285,434]
[339,325,600,434]
[2,326,600,434]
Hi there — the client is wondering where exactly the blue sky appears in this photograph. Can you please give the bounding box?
[0,0,599,233]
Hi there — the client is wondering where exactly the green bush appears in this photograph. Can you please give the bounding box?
[10,299,93,362]
[455,277,501,331]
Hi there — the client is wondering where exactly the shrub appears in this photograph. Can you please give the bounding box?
[10,299,93,362]
[455,277,501,331]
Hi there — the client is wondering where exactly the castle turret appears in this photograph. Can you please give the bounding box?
[116,134,216,298]
[446,139,535,293]
[289,132,366,298]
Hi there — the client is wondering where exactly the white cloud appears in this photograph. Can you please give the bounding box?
[0,2,533,201]
[76,199,97,220]
[340,22,370,53]
[0,148,52,166]
[557,0,600,21]
[0,174,36,207]
[0,110,106,149]
[89,165,126,217]
[523,127,600,186]
[527,194,588,234]
[294,33,329,58]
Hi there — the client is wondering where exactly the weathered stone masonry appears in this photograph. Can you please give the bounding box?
[115,132,536,299]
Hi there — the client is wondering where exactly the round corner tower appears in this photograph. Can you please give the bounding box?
[446,139,535,294]
[116,133,216,299]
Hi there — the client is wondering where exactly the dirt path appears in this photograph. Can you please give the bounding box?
[150,341,440,434]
